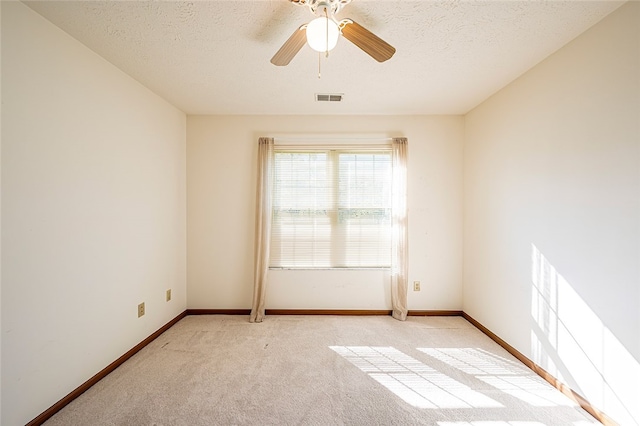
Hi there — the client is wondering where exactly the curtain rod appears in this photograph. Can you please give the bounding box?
[272,137,395,142]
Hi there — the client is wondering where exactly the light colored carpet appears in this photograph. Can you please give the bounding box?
[44,315,599,425]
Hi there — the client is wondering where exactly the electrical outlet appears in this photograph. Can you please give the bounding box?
[166,289,172,302]
[413,281,421,291]
[138,302,145,318]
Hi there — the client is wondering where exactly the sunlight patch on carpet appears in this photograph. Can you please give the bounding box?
[330,346,502,409]
[419,348,576,407]
[438,422,547,426]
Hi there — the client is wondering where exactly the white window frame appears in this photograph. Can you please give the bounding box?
[269,145,393,270]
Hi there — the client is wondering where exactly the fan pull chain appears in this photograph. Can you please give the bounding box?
[320,7,327,78]
[325,8,329,58]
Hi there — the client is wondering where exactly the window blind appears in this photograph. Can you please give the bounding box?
[270,149,392,268]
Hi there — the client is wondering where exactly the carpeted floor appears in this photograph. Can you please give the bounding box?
[44,315,599,425]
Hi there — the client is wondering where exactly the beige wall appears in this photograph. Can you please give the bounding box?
[1,3,187,424]
[187,115,464,311]
[464,2,639,424]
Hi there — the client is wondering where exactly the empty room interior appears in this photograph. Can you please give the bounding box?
[1,0,639,425]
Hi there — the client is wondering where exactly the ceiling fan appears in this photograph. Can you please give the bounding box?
[271,0,396,66]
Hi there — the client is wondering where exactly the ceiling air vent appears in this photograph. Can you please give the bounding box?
[315,93,344,102]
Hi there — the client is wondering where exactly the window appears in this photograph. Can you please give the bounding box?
[270,148,392,269]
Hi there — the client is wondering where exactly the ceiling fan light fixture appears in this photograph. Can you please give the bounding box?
[270,1,395,67]
[306,17,339,52]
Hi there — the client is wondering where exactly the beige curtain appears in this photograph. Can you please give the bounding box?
[391,137,409,321]
[250,137,274,323]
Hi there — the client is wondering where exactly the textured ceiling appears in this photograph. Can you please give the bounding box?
[24,0,624,115]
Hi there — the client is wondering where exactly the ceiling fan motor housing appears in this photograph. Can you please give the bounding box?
[296,0,352,16]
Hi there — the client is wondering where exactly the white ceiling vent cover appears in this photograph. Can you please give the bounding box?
[315,93,344,102]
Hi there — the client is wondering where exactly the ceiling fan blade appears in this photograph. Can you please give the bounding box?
[340,19,395,62]
[271,25,307,66]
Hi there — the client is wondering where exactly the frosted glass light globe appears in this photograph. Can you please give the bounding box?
[306,17,340,52]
